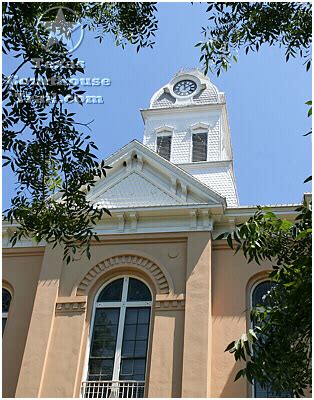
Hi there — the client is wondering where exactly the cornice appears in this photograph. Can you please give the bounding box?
[177,160,233,169]
[140,103,225,121]
[155,293,185,311]
[2,246,45,256]
[54,294,185,314]
[55,296,87,314]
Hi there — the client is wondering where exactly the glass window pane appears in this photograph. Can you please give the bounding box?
[88,359,113,381]
[192,132,207,162]
[91,341,104,357]
[136,324,149,340]
[120,308,150,382]
[125,308,138,324]
[127,278,151,301]
[134,359,145,375]
[88,308,119,381]
[91,340,117,358]
[97,278,123,302]
[134,341,147,357]
[138,308,150,324]
[95,309,120,326]
[93,325,118,341]
[2,318,7,336]
[133,374,145,381]
[122,340,135,357]
[157,135,171,161]
[123,325,136,341]
[121,359,134,375]
[2,289,11,313]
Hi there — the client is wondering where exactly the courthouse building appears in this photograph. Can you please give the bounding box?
[2,70,306,398]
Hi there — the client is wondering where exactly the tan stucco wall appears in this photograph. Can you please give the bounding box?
[2,247,44,398]
[3,234,286,398]
[211,242,270,398]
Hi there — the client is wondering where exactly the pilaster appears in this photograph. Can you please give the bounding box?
[181,232,212,397]
[15,244,64,397]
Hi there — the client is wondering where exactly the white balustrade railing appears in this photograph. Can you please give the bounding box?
[81,381,145,398]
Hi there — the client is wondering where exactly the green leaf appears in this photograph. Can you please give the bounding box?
[248,329,257,341]
[215,232,226,240]
[225,341,236,352]
[304,175,312,183]
[227,234,234,249]
[234,369,245,382]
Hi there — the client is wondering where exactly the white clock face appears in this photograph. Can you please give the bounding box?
[173,80,197,96]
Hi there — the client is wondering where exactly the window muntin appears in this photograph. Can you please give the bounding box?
[156,135,171,161]
[2,288,11,336]
[87,277,152,387]
[251,281,291,398]
[192,132,207,162]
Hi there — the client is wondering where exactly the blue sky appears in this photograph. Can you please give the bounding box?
[3,2,312,209]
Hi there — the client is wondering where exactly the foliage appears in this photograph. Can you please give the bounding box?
[2,2,158,263]
[203,3,312,395]
[197,2,312,75]
[218,202,312,397]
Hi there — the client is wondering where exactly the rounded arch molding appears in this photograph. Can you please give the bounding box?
[75,253,174,296]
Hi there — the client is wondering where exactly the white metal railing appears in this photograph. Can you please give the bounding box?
[81,381,145,398]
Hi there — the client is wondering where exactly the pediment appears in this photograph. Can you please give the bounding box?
[92,171,181,208]
[88,140,225,209]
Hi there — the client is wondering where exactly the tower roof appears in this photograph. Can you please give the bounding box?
[149,68,224,109]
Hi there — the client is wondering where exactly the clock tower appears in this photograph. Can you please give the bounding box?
[141,69,239,207]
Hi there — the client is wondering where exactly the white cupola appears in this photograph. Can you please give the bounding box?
[140,69,239,207]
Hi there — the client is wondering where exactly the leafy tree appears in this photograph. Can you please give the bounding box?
[2,2,312,392]
[203,2,312,396]
[3,2,311,266]
[2,2,158,263]
[197,2,312,75]
[219,203,312,397]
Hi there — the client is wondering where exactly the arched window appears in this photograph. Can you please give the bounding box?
[251,281,290,398]
[83,277,152,398]
[2,288,12,336]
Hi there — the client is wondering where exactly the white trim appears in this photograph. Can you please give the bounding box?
[190,122,210,132]
[141,103,225,121]
[154,125,174,135]
[82,275,153,387]
[112,277,128,381]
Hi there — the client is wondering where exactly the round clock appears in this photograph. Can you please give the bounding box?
[173,79,197,96]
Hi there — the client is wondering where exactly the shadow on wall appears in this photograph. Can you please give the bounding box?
[171,311,184,397]
[219,362,249,398]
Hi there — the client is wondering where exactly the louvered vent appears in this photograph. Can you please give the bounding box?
[156,135,172,161]
[192,132,207,162]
